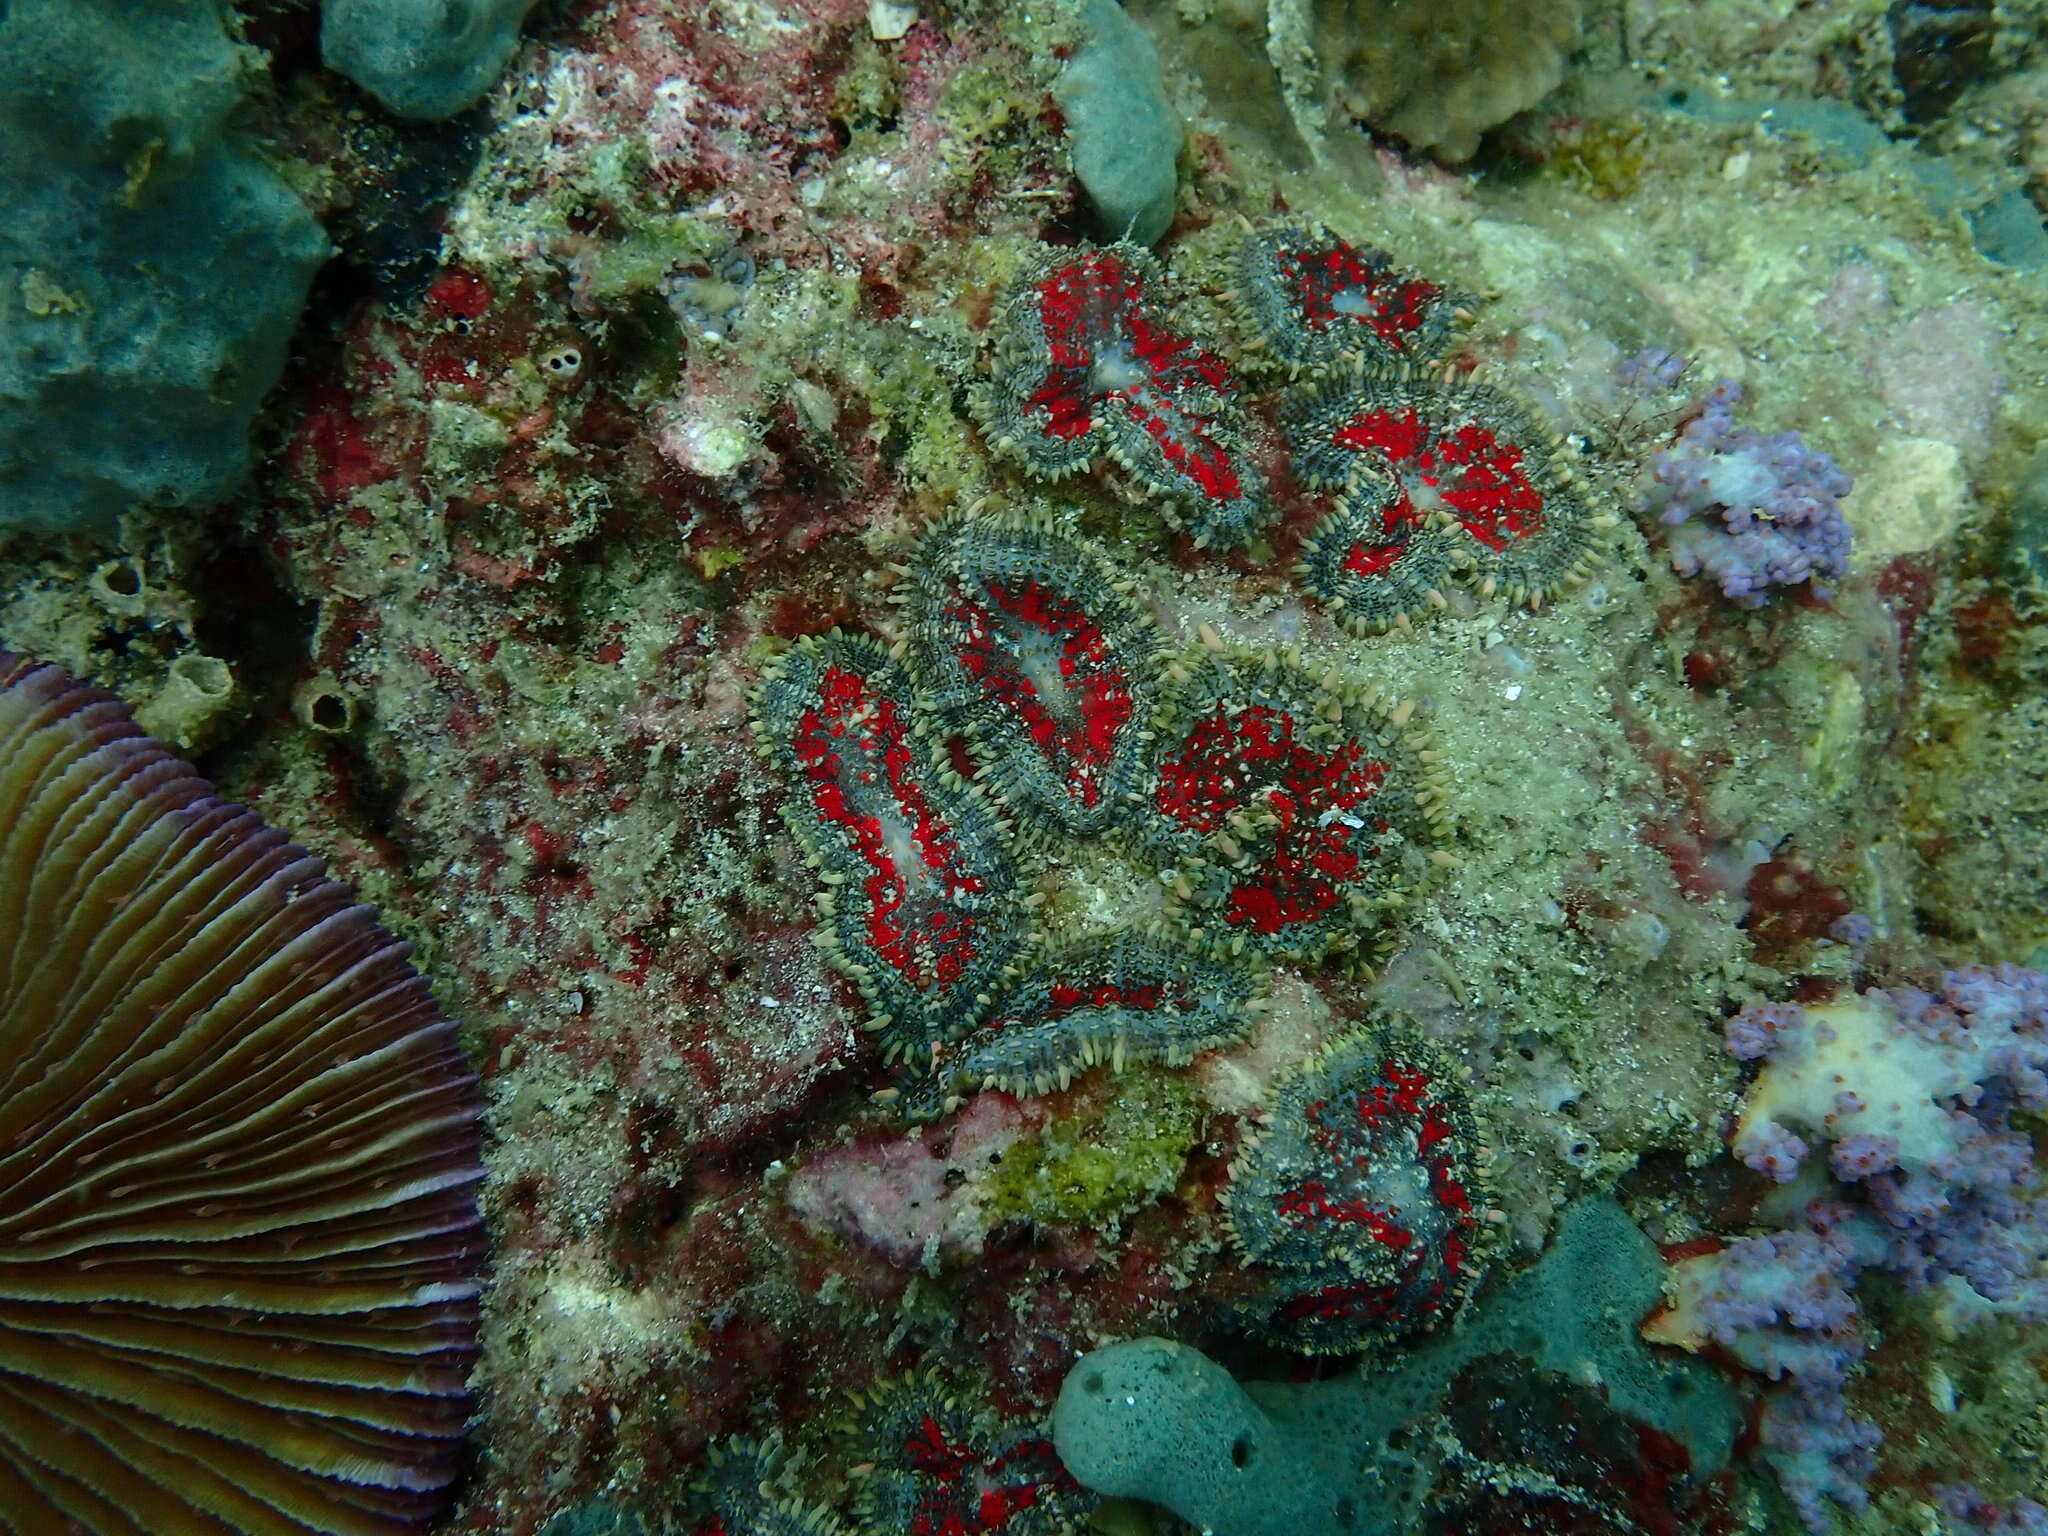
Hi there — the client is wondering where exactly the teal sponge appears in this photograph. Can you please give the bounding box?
[1054,1339,1348,1532]
[0,0,327,534]
[1053,0,1182,246]
[1052,1199,1740,1536]
[322,0,545,119]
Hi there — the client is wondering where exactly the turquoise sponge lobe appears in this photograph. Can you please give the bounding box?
[1051,1200,1740,1536]
[1052,1338,1354,1536]
[321,0,544,119]
[0,0,327,534]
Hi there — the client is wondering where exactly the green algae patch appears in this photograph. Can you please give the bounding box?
[938,62,1040,150]
[693,542,746,582]
[832,36,903,132]
[1548,118,1652,200]
[979,1074,1201,1231]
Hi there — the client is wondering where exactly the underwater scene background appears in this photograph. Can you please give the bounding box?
[4,1,2048,1533]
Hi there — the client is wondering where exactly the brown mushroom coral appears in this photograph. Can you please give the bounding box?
[0,652,485,1534]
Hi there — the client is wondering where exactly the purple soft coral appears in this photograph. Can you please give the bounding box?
[1672,967,2048,1530]
[1639,380,1853,607]
[1673,1210,1882,1530]
[1617,346,1689,390]
[1726,969,2048,1286]
[1938,1485,2048,1536]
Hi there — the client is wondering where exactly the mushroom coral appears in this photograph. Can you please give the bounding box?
[0,653,485,1534]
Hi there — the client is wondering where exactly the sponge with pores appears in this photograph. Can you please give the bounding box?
[1052,1338,1354,1536]
[321,0,543,119]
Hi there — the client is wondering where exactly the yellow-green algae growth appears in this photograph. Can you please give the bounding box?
[979,1073,1205,1231]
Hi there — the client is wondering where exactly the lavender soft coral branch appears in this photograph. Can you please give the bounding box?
[1727,966,2048,1312]
[1664,1209,1884,1531]
[1938,1485,2048,1536]
[1617,346,1689,390]
[1656,967,2048,1531]
[1637,380,1853,607]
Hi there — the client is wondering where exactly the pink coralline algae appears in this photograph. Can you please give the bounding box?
[785,1093,1034,1268]
[1874,301,2004,467]
[1144,653,1444,963]
[901,507,1166,838]
[1227,220,1463,374]
[850,1372,1098,1536]
[751,632,1033,1065]
[1223,1026,1494,1353]
[975,246,1272,549]
[1287,371,1600,628]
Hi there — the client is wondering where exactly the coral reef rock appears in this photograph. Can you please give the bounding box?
[1266,0,1584,161]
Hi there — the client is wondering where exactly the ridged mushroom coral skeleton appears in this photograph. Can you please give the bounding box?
[0,652,486,1536]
